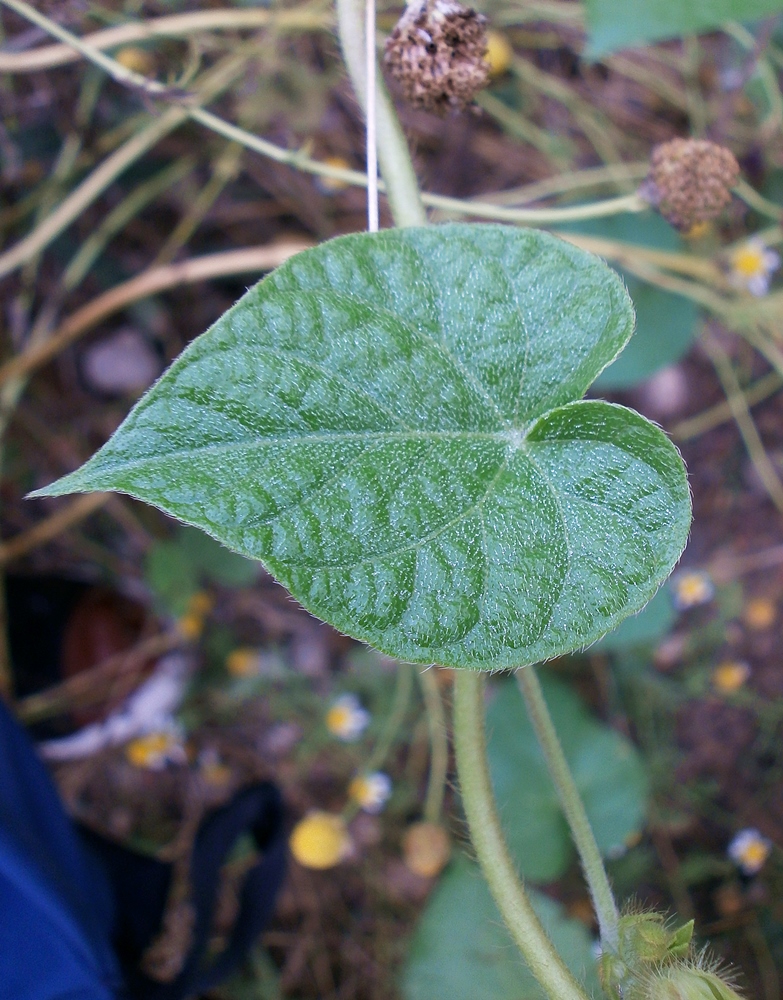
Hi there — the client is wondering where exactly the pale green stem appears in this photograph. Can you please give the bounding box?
[671,368,783,441]
[517,666,620,953]
[0,51,250,280]
[335,0,425,227]
[0,0,646,232]
[474,160,649,207]
[343,662,413,821]
[702,334,783,516]
[427,190,647,224]
[733,179,783,222]
[418,668,448,824]
[153,143,242,266]
[61,156,197,292]
[475,90,574,166]
[453,671,590,1000]
[365,662,414,774]
[0,0,177,98]
[0,8,334,74]
[683,36,707,137]
[183,108,652,225]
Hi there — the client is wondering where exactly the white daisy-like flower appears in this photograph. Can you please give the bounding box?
[349,771,392,813]
[671,570,714,610]
[326,693,370,741]
[125,724,187,770]
[729,238,780,296]
[728,827,771,874]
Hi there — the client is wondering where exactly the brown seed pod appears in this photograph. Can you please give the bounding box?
[402,821,451,877]
[383,0,490,115]
[642,138,740,231]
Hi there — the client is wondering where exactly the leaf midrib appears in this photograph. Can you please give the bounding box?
[315,255,513,430]
[84,429,522,476]
[277,450,512,572]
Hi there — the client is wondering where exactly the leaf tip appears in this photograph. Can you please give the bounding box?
[26,469,99,501]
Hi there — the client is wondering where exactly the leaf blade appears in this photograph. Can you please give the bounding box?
[33,225,689,669]
[585,0,783,56]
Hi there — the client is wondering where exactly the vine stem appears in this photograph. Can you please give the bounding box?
[343,662,413,821]
[336,0,426,227]
[418,668,448,823]
[365,662,414,774]
[516,666,620,953]
[453,671,590,1000]
[0,8,334,73]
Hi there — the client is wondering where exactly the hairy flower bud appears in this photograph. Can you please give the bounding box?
[642,138,740,231]
[601,911,696,998]
[642,965,744,1000]
[384,0,490,114]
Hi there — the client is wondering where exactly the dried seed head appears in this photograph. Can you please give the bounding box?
[642,138,740,231]
[384,0,490,114]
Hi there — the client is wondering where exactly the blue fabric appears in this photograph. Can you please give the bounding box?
[0,694,286,1000]
[0,698,122,1000]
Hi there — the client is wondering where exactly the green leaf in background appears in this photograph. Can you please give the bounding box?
[401,854,599,1000]
[593,586,675,652]
[585,0,783,56]
[145,524,258,616]
[560,215,698,390]
[213,946,282,1000]
[487,674,648,881]
[34,225,691,669]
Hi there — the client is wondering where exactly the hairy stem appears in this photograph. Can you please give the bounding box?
[517,666,620,952]
[453,671,590,1000]
[366,662,414,774]
[344,662,413,821]
[419,668,449,823]
[336,0,426,227]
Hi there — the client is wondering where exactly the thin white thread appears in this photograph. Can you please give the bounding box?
[365,0,379,232]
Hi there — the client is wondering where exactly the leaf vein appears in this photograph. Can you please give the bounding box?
[282,452,511,570]
[358,243,512,429]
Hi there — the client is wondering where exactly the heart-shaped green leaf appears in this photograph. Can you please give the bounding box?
[34,224,691,669]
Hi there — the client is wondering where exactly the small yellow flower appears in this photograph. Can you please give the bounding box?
[115,46,155,75]
[177,611,204,641]
[126,730,186,770]
[318,156,352,192]
[198,748,232,786]
[326,694,370,741]
[177,591,214,641]
[684,220,713,240]
[672,570,714,610]
[484,31,513,78]
[728,828,771,874]
[744,596,776,630]
[188,591,215,617]
[712,660,751,694]
[729,238,780,296]
[712,660,750,694]
[402,821,451,878]
[290,811,351,869]
[349,772,392,813]
[225,646,262,678]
